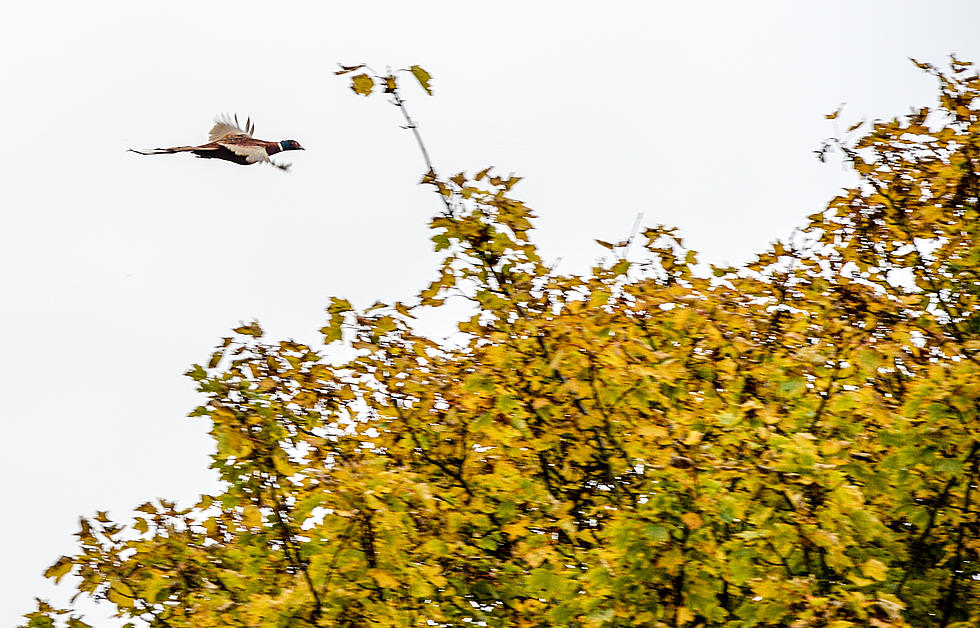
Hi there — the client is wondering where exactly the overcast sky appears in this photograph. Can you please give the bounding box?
[4,1,980,624]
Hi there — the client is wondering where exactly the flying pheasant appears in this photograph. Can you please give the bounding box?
[130,115,304,171]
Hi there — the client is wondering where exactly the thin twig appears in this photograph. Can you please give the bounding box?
[269,488,323,621]
[390,86,453,218]
[939,442,980,627]
[619,212,644,260]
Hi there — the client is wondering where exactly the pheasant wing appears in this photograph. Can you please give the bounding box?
[208,114,255,142]
[220,141,271,164]
[221,141,291,170]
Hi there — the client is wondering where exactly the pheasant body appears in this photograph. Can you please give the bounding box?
[130,115,304,171]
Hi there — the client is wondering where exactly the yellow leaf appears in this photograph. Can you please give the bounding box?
[524,546,550,568]
[351,73,374,96]
[637,424,668,440]
[395,302,416,318]
[234,437,253,460]
[658,549,684,575]
[273,453,295,477]
[335,63,366,75]
[368,568,400,588]
[106,582,135,608]
[860,558,888,581]
[876,594,905,619]
[233,321,263,337]
[683,430,703,445]
[44,556,73,583]
[680,512,703,530]
[409,65,432,95]
[502,521,528,539]
[676,607,694,625]
[847,573,874,587]
[242,505,262,529]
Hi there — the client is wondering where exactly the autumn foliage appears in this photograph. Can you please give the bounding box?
[22,58,980,627]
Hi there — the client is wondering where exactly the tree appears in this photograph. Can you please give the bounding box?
[21,58,980,627]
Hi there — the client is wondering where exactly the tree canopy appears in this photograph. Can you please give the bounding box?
[22,58,980,627]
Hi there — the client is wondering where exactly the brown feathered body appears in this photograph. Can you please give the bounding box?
[130,115,303,171]
[154,136,285,164]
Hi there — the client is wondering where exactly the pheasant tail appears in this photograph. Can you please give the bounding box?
[128,146,201,156]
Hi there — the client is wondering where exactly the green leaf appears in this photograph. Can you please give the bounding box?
[528,567,562,595]
[779,377,806,396]
[645,525,669,542]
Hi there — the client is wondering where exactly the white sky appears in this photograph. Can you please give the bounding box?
[3,1,980,624]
